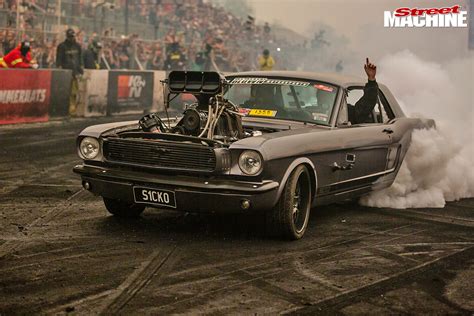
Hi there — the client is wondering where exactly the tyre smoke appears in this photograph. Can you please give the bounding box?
[360,50,474,208]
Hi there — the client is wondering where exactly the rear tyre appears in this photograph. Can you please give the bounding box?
[103,198,145,218]
[266,165,311,240]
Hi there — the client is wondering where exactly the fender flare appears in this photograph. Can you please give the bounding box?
[276,157,318,206]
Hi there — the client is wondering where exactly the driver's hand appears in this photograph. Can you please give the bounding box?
[364,57,376,81]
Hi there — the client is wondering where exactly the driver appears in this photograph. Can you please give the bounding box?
[254,84,276,108]
[348,58,378,124]
[245,84,276,109]
[316,89,334,115]
[244,84,288,118]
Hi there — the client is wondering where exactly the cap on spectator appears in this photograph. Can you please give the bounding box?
[263,49,270,56]
[66,28,76,38]
[21,40,31,49]
[92,40,103,49]
[20,41,31,55]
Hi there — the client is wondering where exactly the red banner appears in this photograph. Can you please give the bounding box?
[0,69,52,124]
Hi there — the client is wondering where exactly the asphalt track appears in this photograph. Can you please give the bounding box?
[0,116,472,315]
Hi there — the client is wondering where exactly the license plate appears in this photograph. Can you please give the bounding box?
[133,187,176,208]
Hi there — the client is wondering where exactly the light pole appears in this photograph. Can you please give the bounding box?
[16,0,20,39]
[124,0,129,35]
[57,0,61,38]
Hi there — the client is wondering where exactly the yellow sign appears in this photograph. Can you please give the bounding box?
[248,109,277,117]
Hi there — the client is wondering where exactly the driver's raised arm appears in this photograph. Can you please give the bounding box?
[350,58,378,124]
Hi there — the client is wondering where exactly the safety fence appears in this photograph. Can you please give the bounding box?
[0,68,167,125]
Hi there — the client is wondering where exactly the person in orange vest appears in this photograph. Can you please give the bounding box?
[0,41,38,69]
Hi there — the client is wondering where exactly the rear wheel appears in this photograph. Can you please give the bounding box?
[103,198,145,218]
[266,165,312,240]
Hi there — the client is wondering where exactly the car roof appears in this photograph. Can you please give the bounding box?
[226,71,367,88]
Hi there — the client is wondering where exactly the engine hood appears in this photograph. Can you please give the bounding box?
[232,118,331,159]
[78,121,139,138]
[78,117,182,138]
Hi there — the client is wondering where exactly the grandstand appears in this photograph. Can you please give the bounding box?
[0,0,291,72]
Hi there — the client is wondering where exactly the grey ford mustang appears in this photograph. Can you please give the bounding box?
[73,70,434,240]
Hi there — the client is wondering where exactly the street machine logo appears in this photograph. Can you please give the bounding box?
[117,75,146,99]
[384,5,468,28]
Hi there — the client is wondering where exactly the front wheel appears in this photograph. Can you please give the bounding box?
[103,198,145,218]
[266,165,312,240]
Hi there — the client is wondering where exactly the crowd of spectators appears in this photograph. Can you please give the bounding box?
[0,0,277,72]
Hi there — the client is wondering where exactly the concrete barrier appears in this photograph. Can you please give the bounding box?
[50,69,73,117]
[0,69,52,124]
[152,71,166,112]
[0,69,169,124]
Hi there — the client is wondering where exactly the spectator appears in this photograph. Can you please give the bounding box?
[264,22,271,34]
[0,40,37,68]
[150,44,164,70]
[56,28,83,75]
[258,49,275,71]
[117,36,132,69]
[2,30,16,55]
[83,40,103,69]
[1,0,289,73]
[56,28,83,116]
[165,42,186,71]
[192,50,206,71]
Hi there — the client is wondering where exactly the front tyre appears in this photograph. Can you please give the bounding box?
[266,165,312,240]
[103,198,145,218]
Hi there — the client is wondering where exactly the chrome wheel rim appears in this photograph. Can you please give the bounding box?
[292,174,309,234]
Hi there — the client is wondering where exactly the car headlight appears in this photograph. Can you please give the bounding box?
[79,137,100,160]
[238,150,262,175]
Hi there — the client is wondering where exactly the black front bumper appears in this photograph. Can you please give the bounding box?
[73,164,280,213]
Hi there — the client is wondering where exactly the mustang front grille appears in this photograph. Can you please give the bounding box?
[103,138,216,172]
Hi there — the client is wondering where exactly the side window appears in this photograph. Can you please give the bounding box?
[336,100,349,126]
[343,87,392,125]
[374,98,389,123]
[337,88,365,126]
[346,88,364,106]
[227,84,251,107]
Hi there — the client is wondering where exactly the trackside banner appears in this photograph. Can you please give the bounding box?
[107,71,154,115]
[0,69,52,124]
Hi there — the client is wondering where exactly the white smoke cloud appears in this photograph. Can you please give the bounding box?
[360,50,474,209]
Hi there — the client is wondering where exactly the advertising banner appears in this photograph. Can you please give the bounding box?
[470,0,474,49]
[77,70,109,117]
[107,71,154,115]
[0,69,52,124]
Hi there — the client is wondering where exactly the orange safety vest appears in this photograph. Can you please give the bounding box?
[0,46,32,68]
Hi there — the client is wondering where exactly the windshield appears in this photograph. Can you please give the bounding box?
[225,77,338,125]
